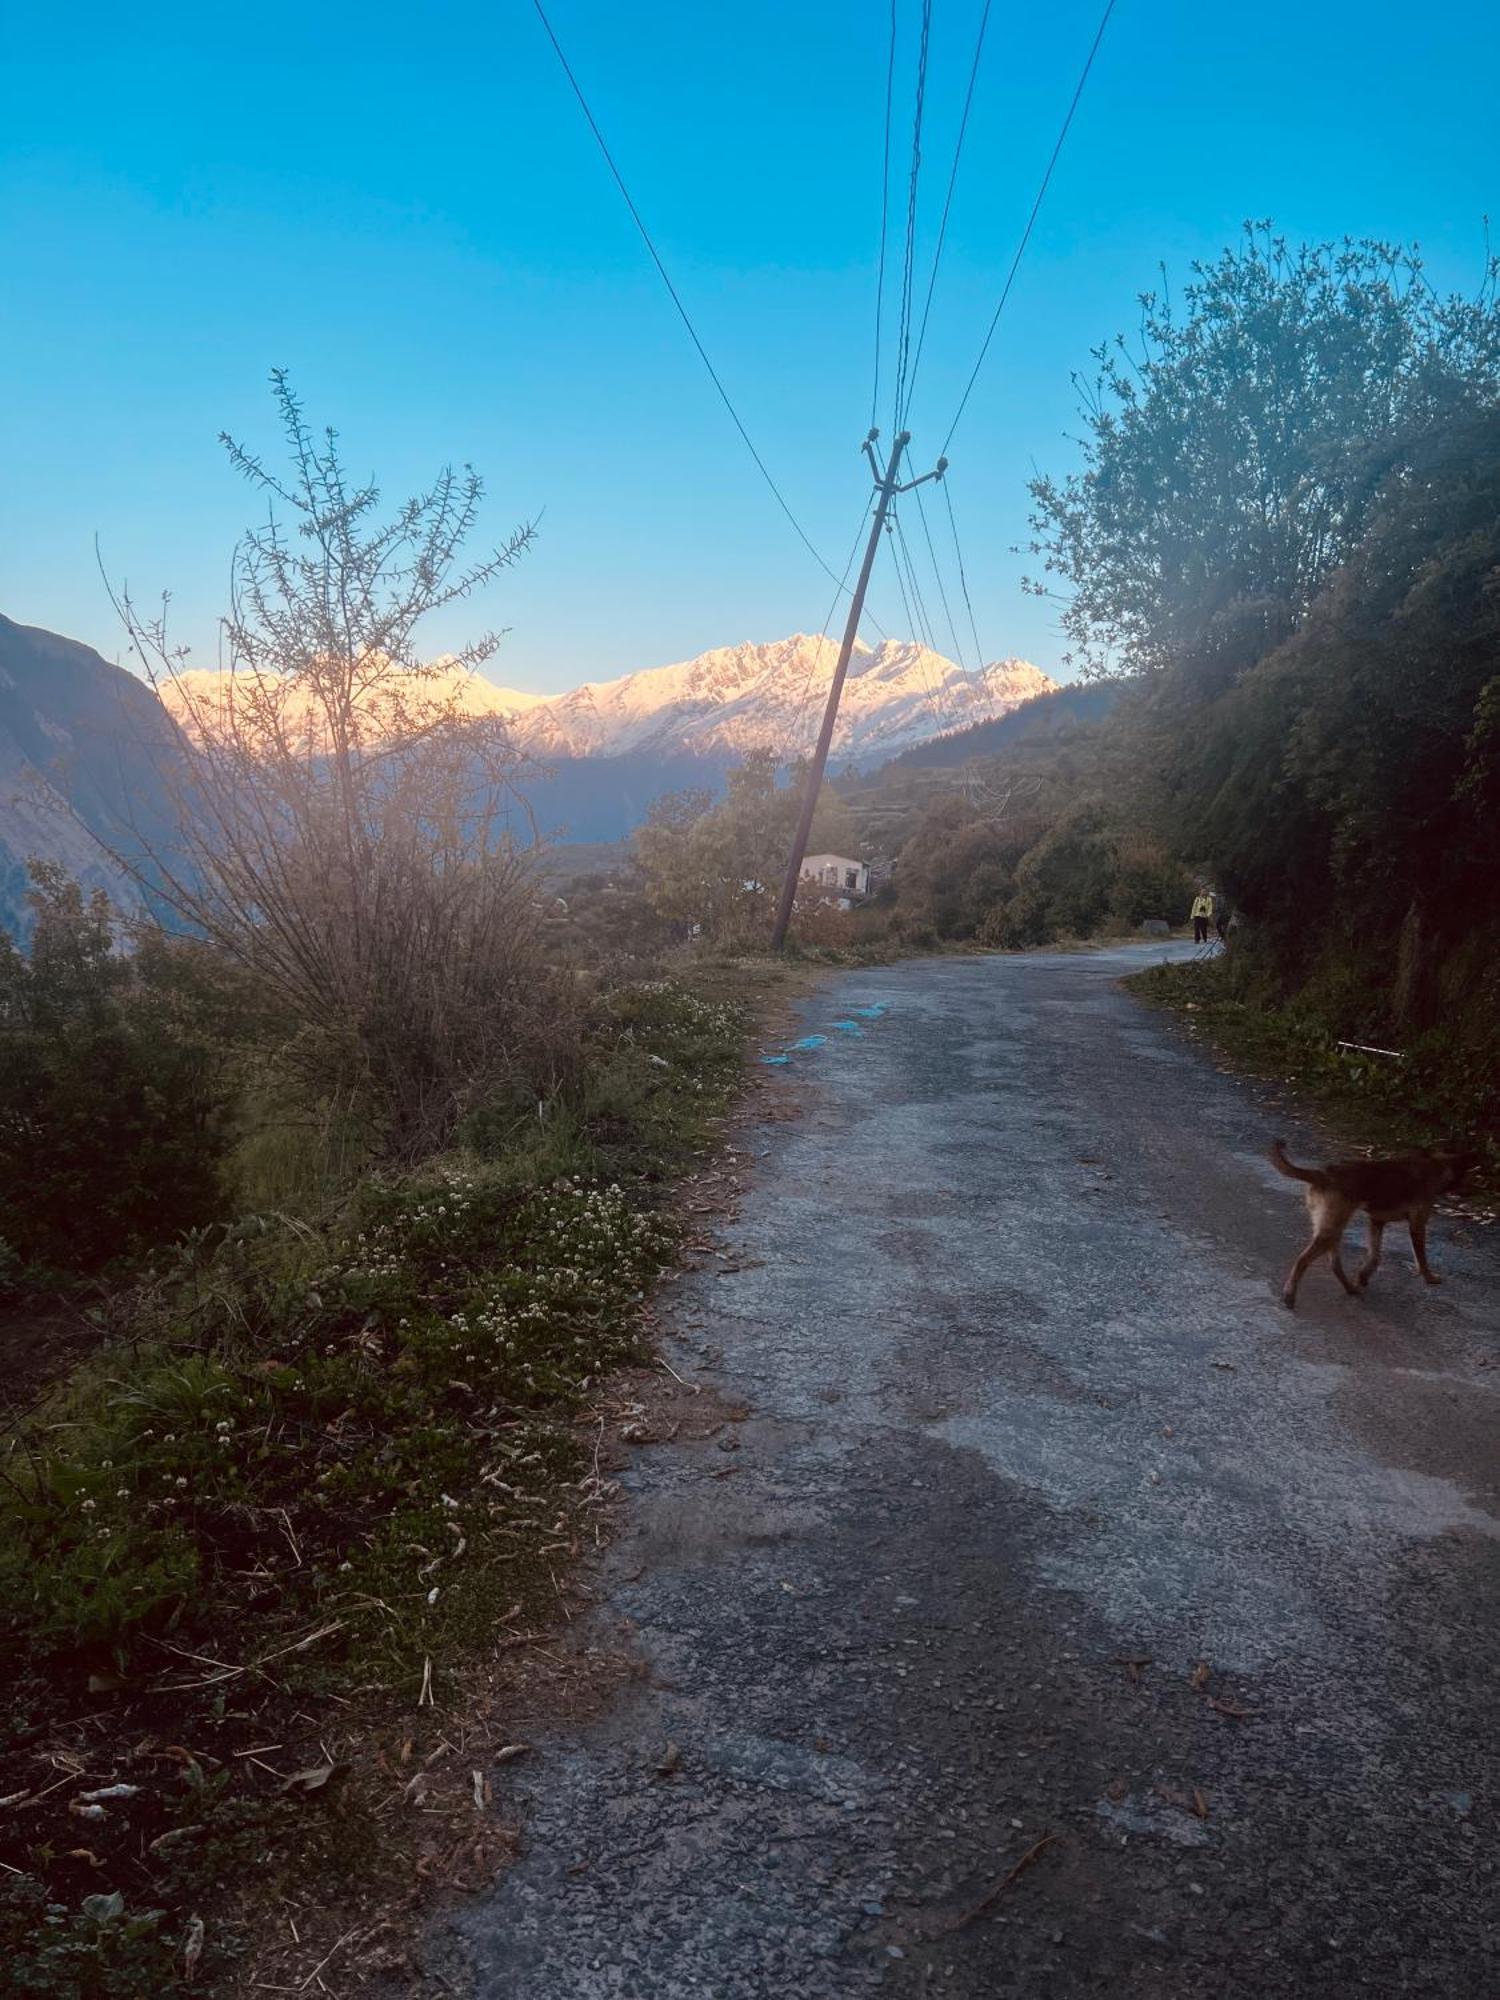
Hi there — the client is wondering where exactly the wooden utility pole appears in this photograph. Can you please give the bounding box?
[771,429,946,951]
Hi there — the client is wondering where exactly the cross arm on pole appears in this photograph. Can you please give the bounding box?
[895,454,948,494]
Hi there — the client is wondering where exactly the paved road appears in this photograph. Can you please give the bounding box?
[443,945,1498,1997]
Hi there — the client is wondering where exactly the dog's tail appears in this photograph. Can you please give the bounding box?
[1269,1139,1327,1187]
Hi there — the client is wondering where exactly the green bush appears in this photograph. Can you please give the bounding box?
[0,978,744,1674]
[0,870,236,1274]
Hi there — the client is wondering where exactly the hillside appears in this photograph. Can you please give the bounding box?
[881,679,1123,770]
[522,747,738,844]
[0,614,183,935]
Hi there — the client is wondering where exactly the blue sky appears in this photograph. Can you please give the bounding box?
[2,0,1496,691]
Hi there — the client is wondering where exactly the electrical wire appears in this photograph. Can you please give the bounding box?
[942,474,988,671]
[892,510,938,659]
[870,0,898,431]
[890,0,935,431]
[913,479,971,680]
[787,502,878,753]
[942,0,1118,454]
[531,0,851,596]
[890,507,954,731]
[904,0,994,418]
[884,518,922,658]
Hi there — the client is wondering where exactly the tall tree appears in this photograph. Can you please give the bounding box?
[1028,227,1500,684]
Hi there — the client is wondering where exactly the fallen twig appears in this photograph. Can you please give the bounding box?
[297,1922,362,1991]
[946,1832,1059,1930]
[1114,1654,1152,1685]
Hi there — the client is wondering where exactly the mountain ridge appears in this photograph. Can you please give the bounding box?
[1,617,1056,929]
[158,635,1055,765]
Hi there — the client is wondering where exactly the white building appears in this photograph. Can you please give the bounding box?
[800,854,869,898]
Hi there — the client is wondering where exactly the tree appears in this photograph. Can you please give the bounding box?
[1164,409,1500,960]
[1028,228,1500,683]
[634,752,859,946]
[110,374,569,1152]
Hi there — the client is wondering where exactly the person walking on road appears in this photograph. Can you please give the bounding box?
[1191,888,1214,945]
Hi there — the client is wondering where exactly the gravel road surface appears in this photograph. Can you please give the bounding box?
[440,943,1498,1997]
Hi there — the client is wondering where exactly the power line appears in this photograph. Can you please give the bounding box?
[892,510,939,661]
[912,479,971,679]
[942,0,1118,454]
[891,0,935,431]
[904,0,994,418]
[890,507,954,730]
[870,0,898,431]
[530,0,850,596]
[884,515,922,648]
[942,473,988,670]
[788,502,878,753]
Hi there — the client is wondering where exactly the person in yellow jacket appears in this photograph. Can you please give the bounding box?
[1191,889,1214,944]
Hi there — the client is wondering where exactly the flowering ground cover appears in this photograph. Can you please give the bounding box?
[0,978,746,1996]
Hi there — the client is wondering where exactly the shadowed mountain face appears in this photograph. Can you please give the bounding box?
[879,679,1123,769]
[0,615,184,937]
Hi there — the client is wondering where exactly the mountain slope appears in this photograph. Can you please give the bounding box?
[0,615,184,935]
[881,680,1124,770]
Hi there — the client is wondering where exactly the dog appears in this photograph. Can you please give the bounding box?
[1269,1139,1480,1309]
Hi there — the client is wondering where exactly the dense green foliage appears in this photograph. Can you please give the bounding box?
[1026,228,1500,1138]
[842,230,1500,1140]
[0,870,237,1277]
[1028,227,1500,680]
[843,710,1194,947]
[634,749,860,947]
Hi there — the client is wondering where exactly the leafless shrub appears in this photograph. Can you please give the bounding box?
[106,373,575,1153]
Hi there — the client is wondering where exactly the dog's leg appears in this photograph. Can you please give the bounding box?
[1409,1210,1443,1285]
[1329,1228,1359,1295]
[1283,1231,1338,1309]
[1357,1220,1385,1290]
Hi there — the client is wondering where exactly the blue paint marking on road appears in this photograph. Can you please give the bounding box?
[761,1007,889,1067]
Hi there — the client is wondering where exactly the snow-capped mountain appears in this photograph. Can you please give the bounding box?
[502,636,1054,764]
[158,662,546,744]
[153,637,1054,766]
[0,619,1055,925]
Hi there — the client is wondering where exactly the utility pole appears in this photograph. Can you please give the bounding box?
[771,429,947,951]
